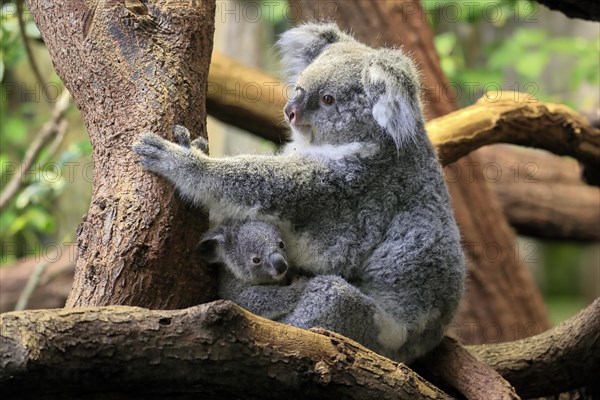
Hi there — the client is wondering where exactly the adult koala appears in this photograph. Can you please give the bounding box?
[133,22,465,363]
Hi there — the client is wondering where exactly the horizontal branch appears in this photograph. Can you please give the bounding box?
[467,297,600,398]
[0,301,451,399]
[477,145,600,241]
[207,52,289,144]
[427,92,600,183]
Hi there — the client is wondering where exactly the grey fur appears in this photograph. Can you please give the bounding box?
[133,22,465,363]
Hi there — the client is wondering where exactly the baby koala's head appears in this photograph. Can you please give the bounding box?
[199,220,289,285]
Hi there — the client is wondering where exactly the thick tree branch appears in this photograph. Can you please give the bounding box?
[427,93,600,185]
[467,298,600,398]
[3,299,595,399]
[207,52,289,144]
[477,145,600,241]
[0,301,451,400]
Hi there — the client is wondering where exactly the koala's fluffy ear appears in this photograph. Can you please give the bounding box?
[276,22,355,83]
[362,48,425,149]
[198,229,225,264]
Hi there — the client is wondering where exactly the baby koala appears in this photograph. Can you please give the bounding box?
[199,219,291,285]
[200,219,308,320]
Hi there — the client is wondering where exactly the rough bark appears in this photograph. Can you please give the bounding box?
[478,145,600,242]
[291,0,551,344]
[26,0,217,309]
[0,301,451,400]
[468,297,600,398]
[534,0,600,21]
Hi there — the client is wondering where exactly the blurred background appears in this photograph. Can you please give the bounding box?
[1,0,598,323]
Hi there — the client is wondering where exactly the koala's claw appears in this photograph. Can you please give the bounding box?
[173,125,191,148]
[132,132,167,158]
[191,137,210,154]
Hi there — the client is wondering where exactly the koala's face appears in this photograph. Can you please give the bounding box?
[283,44,380,146]
[227,221,288,284]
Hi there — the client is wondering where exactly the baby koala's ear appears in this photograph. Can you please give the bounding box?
[362,48,425,149]
[198,229,225,264]
[276,22,355,83]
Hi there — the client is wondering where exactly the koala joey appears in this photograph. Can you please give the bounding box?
[199,219,310,321]
[133,22,465,363]
[200,219,291,285]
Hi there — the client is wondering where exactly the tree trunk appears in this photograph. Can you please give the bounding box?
[290,0,551,344]
[26,0,217,309]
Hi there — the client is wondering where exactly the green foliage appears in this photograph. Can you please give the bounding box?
[0,140,91,265]
[429,1,599,107]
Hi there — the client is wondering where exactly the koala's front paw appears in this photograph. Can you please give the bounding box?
[132,132,190,177]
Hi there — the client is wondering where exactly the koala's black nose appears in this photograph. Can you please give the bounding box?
[269,253,288,275]
[284,103,300,124]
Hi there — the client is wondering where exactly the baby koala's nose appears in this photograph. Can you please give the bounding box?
[269,253,288,275]
[284,103,300,124]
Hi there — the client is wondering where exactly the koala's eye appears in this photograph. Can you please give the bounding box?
[252,257,261,265]
[278,240,286,250]
[321,94,335,106]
